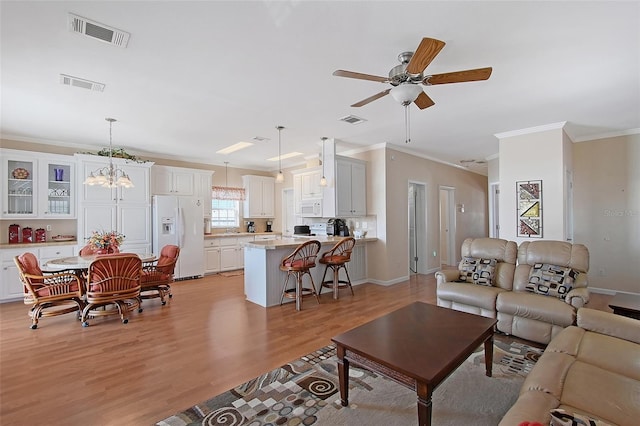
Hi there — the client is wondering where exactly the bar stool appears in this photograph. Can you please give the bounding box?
[319,237,356,299]
[280,240,321,311]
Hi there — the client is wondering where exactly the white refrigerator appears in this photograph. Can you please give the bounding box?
[152,195,204,279]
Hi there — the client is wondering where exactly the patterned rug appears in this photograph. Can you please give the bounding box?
[157,337,542,426]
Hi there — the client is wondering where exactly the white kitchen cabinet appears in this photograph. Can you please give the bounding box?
[152,165,195,195]
[1,244,75,302]
[1,248,25,301]
[242,175,275,218]
[204,239,221,274]
[335,157,366,217]
[220,246,237,271]
[203,235,261,273]
[300,167,323,199]
[1,149,76,219]
[198,172,213,220]
[75,154,154,254]
[292,167,324,217]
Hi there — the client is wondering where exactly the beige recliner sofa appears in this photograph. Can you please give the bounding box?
[500,308,640,426]
[436,237,518,318]
[496,240,590,344]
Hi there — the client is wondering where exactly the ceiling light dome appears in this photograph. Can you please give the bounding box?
[390,83,423,105]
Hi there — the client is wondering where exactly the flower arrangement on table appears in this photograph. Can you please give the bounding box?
[87,230,125,254]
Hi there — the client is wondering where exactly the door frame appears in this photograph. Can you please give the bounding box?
[489,182,500,238]
[439,186,456,266]
[408,181,427,274]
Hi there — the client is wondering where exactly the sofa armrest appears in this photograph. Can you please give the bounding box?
[577,307,640,344]
[566,287,589,308]
[435,269,460,285]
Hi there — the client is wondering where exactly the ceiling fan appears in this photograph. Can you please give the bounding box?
[333,37,492,109]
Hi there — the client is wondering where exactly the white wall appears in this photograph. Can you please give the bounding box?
[498,124,568,244]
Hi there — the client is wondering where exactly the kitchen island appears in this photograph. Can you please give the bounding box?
[243,236,376,307]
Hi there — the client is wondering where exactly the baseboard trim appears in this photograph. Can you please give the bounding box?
[589,287,640,297]
[368,276,410,286]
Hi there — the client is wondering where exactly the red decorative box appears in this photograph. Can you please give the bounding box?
[35,228,46,243]
[22,227,33,243]
[9,224,20,244]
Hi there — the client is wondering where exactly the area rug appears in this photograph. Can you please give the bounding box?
[219,270,244,277]
[157,337,542,426]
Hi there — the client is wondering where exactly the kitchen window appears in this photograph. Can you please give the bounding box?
[211,199,240,228]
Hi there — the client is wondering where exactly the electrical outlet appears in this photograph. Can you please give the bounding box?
[433,251,437,257]
[361,222,367,229]
[46,225,52,231]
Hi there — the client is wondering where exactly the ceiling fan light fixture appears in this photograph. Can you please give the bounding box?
[390,84,423,105]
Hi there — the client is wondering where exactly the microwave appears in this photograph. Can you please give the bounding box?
[300,199,322,217]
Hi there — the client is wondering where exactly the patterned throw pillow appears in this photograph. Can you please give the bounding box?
[550,408,612,426]
[458,257,478,282]
[472,258,497,286]
[526,263,577,299]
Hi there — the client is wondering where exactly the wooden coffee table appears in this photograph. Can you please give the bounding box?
[608,293,640,320]
[331,302,497,426]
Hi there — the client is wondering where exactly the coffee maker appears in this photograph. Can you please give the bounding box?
[247,221,256,233]
[327,218,350,237]
[265,220,273,232]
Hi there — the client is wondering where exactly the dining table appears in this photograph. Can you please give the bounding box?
[46,253,156,271]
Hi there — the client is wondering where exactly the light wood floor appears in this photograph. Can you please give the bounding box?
[0,272,613,425]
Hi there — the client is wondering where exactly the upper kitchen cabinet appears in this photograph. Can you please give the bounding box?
[75,153,154,253]
[152,165,195,196]
[292,167,324,217]
[76,154,151,204]
[335,157,366,217]
[298,167,323,200]
[1,149,76,219]
[242,175,275,218]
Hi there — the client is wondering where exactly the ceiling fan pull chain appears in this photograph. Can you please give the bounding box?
[405,104,411,143]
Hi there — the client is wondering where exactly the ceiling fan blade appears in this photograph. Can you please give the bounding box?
[333,70,388,83]
[351,89,391,107]
[406,37,446,75]
[414,91,435,109]
[426,67,493,85]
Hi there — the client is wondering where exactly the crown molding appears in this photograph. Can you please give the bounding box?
[494,121,567,139]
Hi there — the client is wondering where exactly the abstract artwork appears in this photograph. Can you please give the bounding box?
[517,180,543,238]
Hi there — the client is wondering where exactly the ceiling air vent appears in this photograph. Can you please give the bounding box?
[60,74,105,92]
[68,13,130,48]
[339,115,367,125]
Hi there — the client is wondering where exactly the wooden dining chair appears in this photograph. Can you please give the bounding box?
[81,253,142,327]
[14,252,85,329]
[279,239,321,311]
[140,245,180,306]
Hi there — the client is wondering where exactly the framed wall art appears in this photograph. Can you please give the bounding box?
[517,180,543,238]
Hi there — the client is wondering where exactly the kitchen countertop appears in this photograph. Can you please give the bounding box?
[0,240,78,249]
[245,236,376,250]
[205,232,281,239]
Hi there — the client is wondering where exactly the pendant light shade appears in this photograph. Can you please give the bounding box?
[275,126,285,183]
[83,118,134,188]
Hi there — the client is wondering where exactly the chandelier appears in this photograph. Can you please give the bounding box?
[83,118,134,188]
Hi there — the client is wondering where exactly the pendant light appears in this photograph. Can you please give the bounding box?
[275,125,285,183]
[319,137,328,187]
[83,118,134,188]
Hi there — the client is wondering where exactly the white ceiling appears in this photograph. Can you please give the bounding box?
[2,1,639,175]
